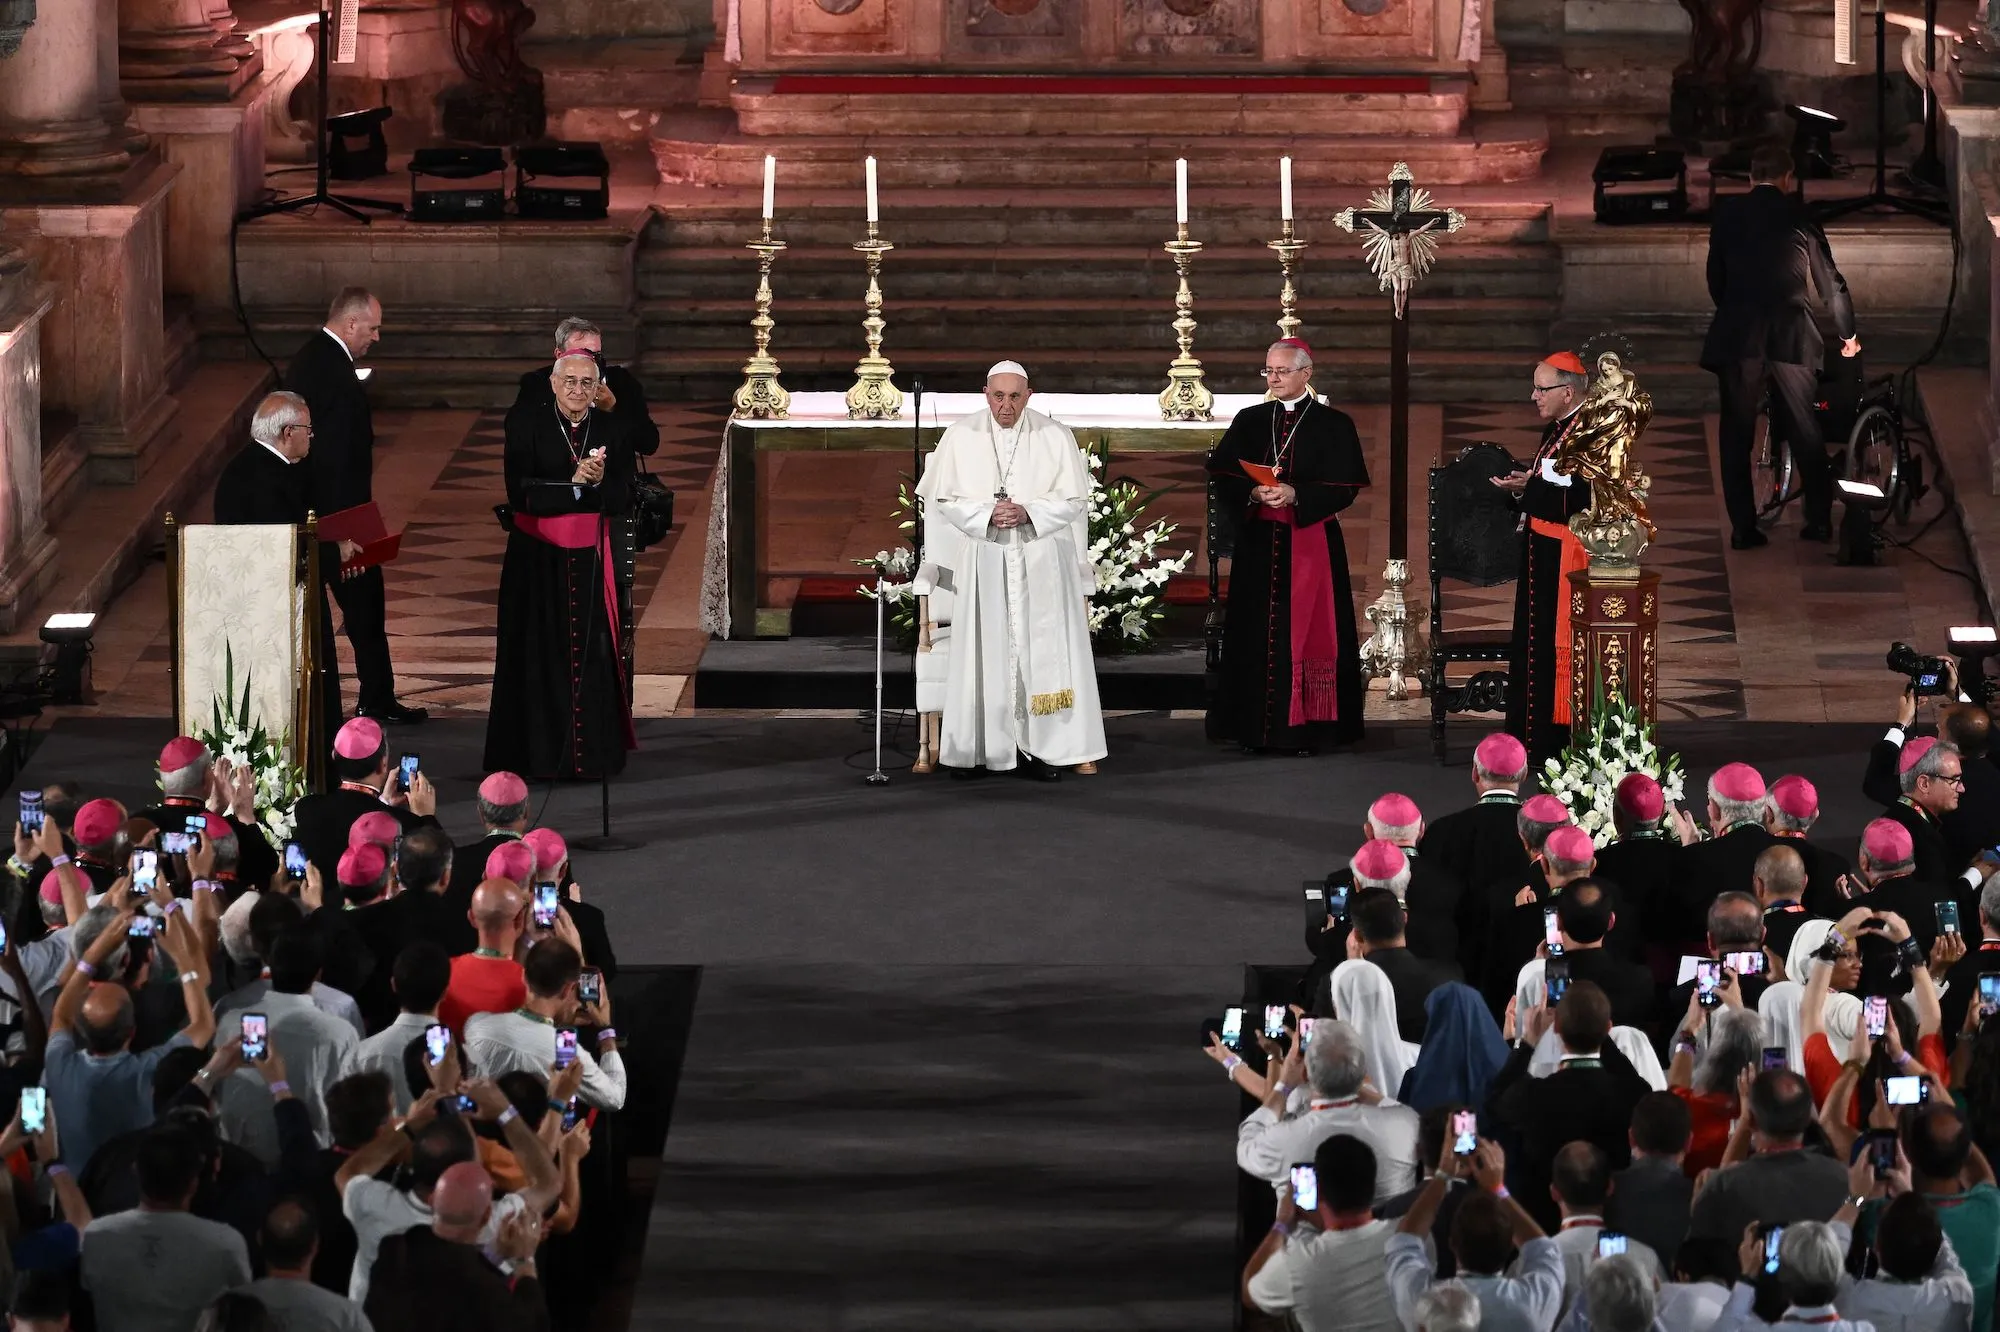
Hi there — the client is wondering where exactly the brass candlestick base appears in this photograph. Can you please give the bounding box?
[1159,229,1212,422]
[1360,557,1427,700]
[732,218,790,420]
[846,227,903,420]
[1267,218,1308,343]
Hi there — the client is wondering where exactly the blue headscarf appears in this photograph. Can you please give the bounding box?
[1396,982,1510,1112]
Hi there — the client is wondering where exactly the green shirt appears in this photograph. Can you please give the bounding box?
[1927,1181,2000,1332]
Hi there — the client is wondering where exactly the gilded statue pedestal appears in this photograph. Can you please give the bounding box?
[1567,568,1660,725]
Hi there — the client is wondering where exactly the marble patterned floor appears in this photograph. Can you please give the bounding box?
[78,397,1983,724]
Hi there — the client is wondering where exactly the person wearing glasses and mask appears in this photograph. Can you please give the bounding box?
[484,352,637,780]
[1494,352,1594,764]
[1203,338,1370,755]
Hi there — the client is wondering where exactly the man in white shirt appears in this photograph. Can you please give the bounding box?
[237,1198,373,1332]
[1387,1136,1565,1332]
[336,1077,560,1305]
[1656,1237,1740,1332]
[1834,1171,1973,1332]
[1556,1254,1671,1332]
[1236,1019,1419,1205]
[82,1122,253,1332]
[343,941,451,1113]
[216,892,365,1036]
[1243,1133,1402,1331]
[214,925,358,1147]
[1709,1214,1882,1332]
[1545,1141,1664,1321]
[464,939,623,1110]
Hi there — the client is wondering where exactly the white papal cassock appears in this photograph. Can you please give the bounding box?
[914,405,1108,772]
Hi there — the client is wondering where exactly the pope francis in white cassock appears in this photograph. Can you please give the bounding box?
[914,362,1107,779]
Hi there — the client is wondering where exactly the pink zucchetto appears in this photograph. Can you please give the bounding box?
[1521,795,1570,824]
[486,840,537,885]
[337,842,388,888]
[1613,773,1664,822]
[1712,762,1767,802]
[1861,818,1915,866]
[1368,793,1422,829]
[158,737,207,773]
[71,799,124,847]
[348,811,400,849]
[333,718,384,761]
[479,771,529,806]
[522,828,568,878]
[1544,825,1597,866]
[1350,839,1408,881]
[1898,736,1940,774]
[1475,733,1528,777]
[1770,775,1819,820]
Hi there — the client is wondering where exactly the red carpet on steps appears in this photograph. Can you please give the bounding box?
[768,73,1436,96]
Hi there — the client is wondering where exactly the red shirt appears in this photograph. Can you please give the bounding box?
[439,953,525,1035]
[1669,1086,1737,1176]
[1803,1030,1950,1128]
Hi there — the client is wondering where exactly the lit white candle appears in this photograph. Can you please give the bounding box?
[1281,157,1293,221]
[865,156,878,224]
[762,154,775,220]
[1176,158,1188,226]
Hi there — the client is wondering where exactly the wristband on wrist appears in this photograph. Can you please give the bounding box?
[48,854,70,868]
[1271,1081,1291,1100]
[495,1105,519,1128]
[267,1080,290,1096]
[44,1163,68,1178]
[596,1027,617,1044]
[1270,1220,1292,1237]
[7,856,29,877]
[179,970,199,984]
[164,899,184,916]
[73,960,94,978]
[1222,1055,1243,1077]
[1492,1185,1510,1199]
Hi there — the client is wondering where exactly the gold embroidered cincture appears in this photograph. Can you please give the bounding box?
[1030,689,1075,716]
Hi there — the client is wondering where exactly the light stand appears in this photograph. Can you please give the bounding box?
[1835,478,1891,565]
[238,0,402,224]
[1904,0,1946,192]
[1813,0,1949,225]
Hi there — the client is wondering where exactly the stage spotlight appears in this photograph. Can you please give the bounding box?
[1836,478,1887,566]
[326,106,391,181]
[1952,626,2000,704]
[38,612,95,705]
[1787,103,1846,180]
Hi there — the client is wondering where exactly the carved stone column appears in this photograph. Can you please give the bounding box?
[0,0,141,194]
[0,242,64,632]
[118,0,260,101]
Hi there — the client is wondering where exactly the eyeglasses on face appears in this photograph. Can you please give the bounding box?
[557,376,601,391]
[283,424,313,438]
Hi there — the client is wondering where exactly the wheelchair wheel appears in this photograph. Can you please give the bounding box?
[1846,405,1902,515]
[1751,406,1798,519]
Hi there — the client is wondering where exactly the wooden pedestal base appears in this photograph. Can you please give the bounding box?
[1567,567,1660,723]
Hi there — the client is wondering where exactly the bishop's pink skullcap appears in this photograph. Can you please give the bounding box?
[35,872,63,906]
[158,736,207,773]
[71,799,124,847]
[1545,825,1597,865]
[1899,736,1940,775]
[1521,795,1570,824]
[486,840,537,884]
[1351,839,1408,881]
[337,841,388,888]
[348,811,400,849]
[1862,817,1914,865]
[479,771,529,806]
[1770,775,1819,820]
[333,717,384,761]
[1475,732,1528,776]
[1368,793,1422,829]
[1614,773,1664,822]
[1712,762,1767,802]
[522,828,568,877]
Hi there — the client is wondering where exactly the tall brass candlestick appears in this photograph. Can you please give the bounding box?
[1267,217,1308,343]
[1158,223,1213,422]
[732,216,791,420]
[845,221,903,420]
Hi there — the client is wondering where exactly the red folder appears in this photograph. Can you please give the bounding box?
[1240,461,1280,487]
[317,503,402,572]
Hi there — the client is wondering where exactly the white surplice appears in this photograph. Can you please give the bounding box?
[914,406,1107,771]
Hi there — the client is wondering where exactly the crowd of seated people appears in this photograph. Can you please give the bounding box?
[0,717,624,1332]
[1209,715,2000,1332]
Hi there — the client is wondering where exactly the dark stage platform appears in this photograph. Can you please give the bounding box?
[13,714,1889,1328]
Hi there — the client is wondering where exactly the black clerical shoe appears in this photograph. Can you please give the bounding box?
[1011,753,1061,782]
[1729,530,1769,550]
[358,700,429,726]
[1799,523,1832,542]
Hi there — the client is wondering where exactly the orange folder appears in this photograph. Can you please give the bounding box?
[316,502,403,572]
[1240,461,1280,487]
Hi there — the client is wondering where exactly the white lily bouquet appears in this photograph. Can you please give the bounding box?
[180,645,306,846]
[1540,694,1686,846]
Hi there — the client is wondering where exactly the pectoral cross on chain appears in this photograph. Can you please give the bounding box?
[1332,162,1466,321]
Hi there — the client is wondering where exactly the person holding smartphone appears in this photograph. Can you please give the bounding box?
[290,717,441,889]
[1241,1135,1403,1332]
[1937,878,2000,1047]
[463,940,625,1110]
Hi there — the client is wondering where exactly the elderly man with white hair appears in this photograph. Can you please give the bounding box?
[913,361,1106,780]
[1204,337,1368,754]
[1235,1016,1420,1206]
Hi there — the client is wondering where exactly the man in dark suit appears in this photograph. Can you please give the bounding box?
[1764,774,1851,917]
[446,772,532,900]
[1419,732,1533,985]
[1752,843,1816,965]
[1551,875,1656,1030]
[1939,878,2000,1047]
[1591,772,1675,965]
[1864,698,2000,869]
[1605,1091,1694,1266]
[1660,891,1773,1050]
[285,287,426,726]
[1478,796,1578,1016]
[1701,142,1859,548]
[1352,793,1462,966]
[290,717,439,888]
[1866,735,1975,890]
[1670,763,1777,956]
[1313,883,1460,1040]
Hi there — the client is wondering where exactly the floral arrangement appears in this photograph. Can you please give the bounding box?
[1539,692,1686,846]
[857,452,1190,653]
[178,644,307,846]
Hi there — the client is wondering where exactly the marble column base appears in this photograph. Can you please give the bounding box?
[0,265,63,634]
[128,70,275,312]
[0,158,182,484]
[0,117,148,199]
[1954,34,2000,106]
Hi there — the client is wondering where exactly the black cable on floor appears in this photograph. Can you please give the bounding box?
[227,213,281,378]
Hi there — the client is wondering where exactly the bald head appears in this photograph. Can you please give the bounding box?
[77,983,136,1054]
[985,370,1030,428]
[1943,704,1992,760]
[431,1160,495,1238]
[469,877,525,949]
[1753,843,1807,906]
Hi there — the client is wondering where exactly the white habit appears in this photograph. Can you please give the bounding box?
[915,405,1107,771]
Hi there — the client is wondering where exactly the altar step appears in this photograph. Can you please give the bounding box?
[1507,37,1680,144]
[530,37,706,145]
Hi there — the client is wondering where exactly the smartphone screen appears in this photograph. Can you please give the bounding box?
[532,882,560,929]
[398,754,420,791]
[17,791,41,834]
[283,841,307,879]
[1597,1232,1627,1258]
[1221,1007,1244,1051]
[554,1026,580,1069]
[1979,974,2000,1018]
[424,1023,450,1067]
[450,1093,477,1114]
[1869,1131,1899,1175]
[579,969,603,1007]
[1262,1004,1287,1040]
[126,917,155,938]
[1451,1109,1477,1155]
[1696,960,1722,1007]
[130,849,156,891]
[1546,956,1571,1006]
[1327,885,1349,924]
[18,1087,46,1136]
[240,1013,268,1062]
[1866,995,1889,1039]
[1885,1075,1924,1105]
[1764,1227,1785,1275]
[1762,1046,1788,1071]
[1544,906,1564,957]
[1726,951,1765,977]
[1298,1016,1318,1049]
[1937,901,1961,935]
[1289,1163,1319,1212]
[561,1097,584,1132]
[161,831,190,855]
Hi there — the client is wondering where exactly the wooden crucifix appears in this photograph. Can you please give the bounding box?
[1333,162,1465,699]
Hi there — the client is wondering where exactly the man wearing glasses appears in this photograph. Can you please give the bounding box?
[1494,352,1593,763]
[1203,338,1369,754]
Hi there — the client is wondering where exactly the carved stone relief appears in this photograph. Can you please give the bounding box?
[1119,0,1258,56]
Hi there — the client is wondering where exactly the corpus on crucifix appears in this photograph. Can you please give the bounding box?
[1332,162,1465,701]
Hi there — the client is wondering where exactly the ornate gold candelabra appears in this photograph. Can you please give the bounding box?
[1267,217,1308,343]
[845,221,903,420]
[1158,224,1213,422]
[731,216,790,420]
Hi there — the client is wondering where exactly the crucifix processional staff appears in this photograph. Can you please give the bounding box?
[1333,162,1465,700]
